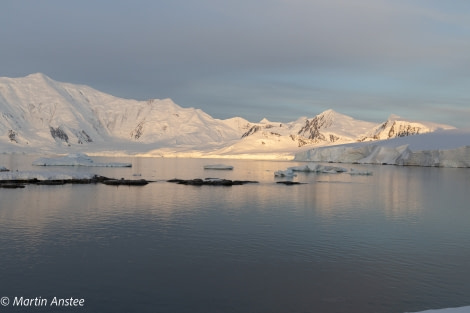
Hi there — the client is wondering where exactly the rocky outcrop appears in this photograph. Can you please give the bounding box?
[167,178,258,186]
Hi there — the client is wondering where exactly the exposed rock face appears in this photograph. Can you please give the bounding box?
[297,113,333,142]
[242,125,262,138]
[49,126,69,144]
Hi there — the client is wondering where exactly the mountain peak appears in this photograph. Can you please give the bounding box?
[27,72,48,78]
[25,72,52,82]
[316,109,355,121]
[388,114,402,121]
[318,109,338,116]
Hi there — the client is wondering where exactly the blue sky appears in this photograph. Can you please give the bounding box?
[1,0,469,127]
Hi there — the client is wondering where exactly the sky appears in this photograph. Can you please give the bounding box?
[1,0,469,128]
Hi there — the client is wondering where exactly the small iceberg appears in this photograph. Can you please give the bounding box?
[0,166,9,172]
[0,170,121,187]
[348,168,373,175]
[283,164,347,174]
[274,169,297,177]
[203,164,234,170]
[32,153,132,167]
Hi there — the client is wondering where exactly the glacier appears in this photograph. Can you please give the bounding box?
[294,129,470,168]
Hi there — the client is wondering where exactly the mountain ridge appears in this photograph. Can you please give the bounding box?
[0,73,456,158]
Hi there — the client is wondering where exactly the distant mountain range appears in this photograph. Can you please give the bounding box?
[0,73,455,158]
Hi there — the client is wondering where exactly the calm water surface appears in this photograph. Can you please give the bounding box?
[1,155,469,313]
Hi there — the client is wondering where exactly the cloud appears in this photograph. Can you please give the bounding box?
[1,0,469,127]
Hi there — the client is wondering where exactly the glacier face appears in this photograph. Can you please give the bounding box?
[294,129,470,167]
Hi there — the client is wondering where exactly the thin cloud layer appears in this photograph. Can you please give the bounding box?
[1,0,469,127]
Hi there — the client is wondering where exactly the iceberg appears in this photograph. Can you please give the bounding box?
[203,164,234,170]
[295,129,470,167]
[348,168,373,175]
[274,169,297,177]
[32,153,132,167]
[0,166,9,172]
[288,164,347,173]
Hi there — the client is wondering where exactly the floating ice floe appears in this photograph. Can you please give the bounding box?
[288,164,348,173]
[32,153,131,167]
[203,164,234,170]
[275,164,355,177]
[348,168,373,175]
[274,169,297,177]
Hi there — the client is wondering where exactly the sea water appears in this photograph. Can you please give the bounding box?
[1,155,469,313]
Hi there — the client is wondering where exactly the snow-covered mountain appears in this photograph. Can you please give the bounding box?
[208,110,380,158]
[360,114,454,141]
[0,73,457,158]
[0,73,250,150]
[238,110,376,146]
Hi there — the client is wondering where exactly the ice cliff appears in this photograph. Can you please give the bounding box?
[294,129,470,168]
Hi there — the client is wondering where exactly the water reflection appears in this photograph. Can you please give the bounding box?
[1,156,470,313]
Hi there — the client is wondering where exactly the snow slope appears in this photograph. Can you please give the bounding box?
[0,73,249,151]
[295,129,470,167]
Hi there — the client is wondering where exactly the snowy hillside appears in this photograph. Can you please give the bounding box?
[0,73,461,160]
[0,73,249,151]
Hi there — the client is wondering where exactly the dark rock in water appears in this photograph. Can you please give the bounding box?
[35,180,66,185]
[167,178,184,183]
[0,183,26,188]
[0,178,39,184]
[276,181,304,185]
[102,178,149,186]
[167,178,258,186]
[0,175,123,187]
